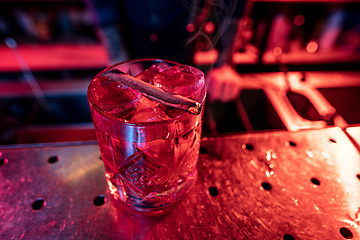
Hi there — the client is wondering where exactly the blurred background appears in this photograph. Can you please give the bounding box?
[0,0,360,145]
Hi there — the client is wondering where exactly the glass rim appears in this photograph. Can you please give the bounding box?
[87,58,207,127]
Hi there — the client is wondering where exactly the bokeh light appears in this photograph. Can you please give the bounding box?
[294,15,305,26]
[306,41,318,53]
[273,47,283,56]
[204,21,215,34]
[244,18,254,29]
[186,23,195,33]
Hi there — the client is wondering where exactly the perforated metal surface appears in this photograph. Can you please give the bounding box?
[1,127,360,239]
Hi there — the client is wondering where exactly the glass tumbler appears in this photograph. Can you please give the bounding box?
[87,59,206,215]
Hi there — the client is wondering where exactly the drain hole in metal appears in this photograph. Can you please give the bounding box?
[311,178,320,186]
[283,234,295,240]
[261,182,272,191]
[286,141,296,147]
[209,186,219,196]
[340,227,353,239]
[243,143,254,151]
[94,195,107,206]
[48,156,60,163]
[32,199,46,210]
[329,138,337,143]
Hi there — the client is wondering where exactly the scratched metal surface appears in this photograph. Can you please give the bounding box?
[1,127,360,239]
[346,126,360,151]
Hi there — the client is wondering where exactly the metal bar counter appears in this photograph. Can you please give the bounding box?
[1,126,360,239]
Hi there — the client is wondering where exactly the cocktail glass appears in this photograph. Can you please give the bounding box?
[87,59,206,215]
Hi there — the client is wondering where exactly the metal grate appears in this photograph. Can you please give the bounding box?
[1,127,360,239]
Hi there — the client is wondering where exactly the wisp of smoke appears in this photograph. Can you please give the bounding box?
[181,0,240,87]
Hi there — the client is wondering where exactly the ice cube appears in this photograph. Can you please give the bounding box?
[131,107,170,123]
[135,62,171,84]
[159,106,185,118]
[153,65,205,98]
[151,65,205,119]
[91,76,141,117]
[136,95,160,112]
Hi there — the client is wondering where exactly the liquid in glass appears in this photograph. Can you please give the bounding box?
[87,59,206,215]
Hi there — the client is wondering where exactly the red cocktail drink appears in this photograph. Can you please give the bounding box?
[87,59,206,215]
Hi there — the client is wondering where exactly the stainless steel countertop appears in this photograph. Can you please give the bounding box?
[1,126,360,239]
